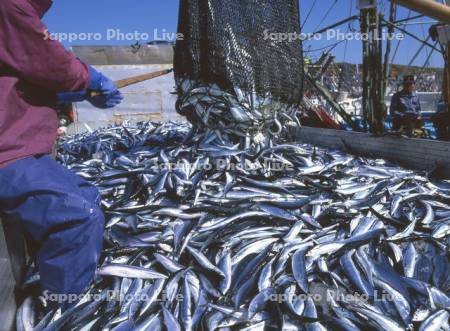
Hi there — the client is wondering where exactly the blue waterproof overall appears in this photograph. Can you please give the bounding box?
[0,155,104,302]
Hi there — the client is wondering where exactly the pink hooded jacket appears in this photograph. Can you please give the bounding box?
[0,0,89,166]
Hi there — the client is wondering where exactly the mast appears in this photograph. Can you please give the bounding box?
[359,2,384,134]
[446,1,450,111]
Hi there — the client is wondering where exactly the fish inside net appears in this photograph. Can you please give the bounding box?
[174,0,304,144]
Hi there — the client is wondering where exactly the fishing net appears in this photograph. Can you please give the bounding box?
[174,0,304,141]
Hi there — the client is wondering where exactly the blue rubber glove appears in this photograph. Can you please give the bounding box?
[86,66,124,109]
[57,66,123,108]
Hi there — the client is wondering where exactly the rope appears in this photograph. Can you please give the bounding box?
[304,40,347,54]
[342,0,353,64]
[391,9,412,64]
[301,1,317,29]
[312,0,339,32]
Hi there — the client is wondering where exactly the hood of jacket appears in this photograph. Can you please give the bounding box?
[28,0,52,18]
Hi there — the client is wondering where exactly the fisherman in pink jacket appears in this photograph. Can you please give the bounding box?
[0,0,122,308]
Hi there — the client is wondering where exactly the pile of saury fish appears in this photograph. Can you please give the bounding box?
[18,121,450,331]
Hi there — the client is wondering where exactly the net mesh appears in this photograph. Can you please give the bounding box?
[174,0,304,137]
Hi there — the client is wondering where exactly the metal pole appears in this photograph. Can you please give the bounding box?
[447,47,450,117]
[361,9,370,131]
[374,12,385,134]
[443,46,450,112]
[360,5,384,134]
[407,36,432,67]
[383,19,443,53]
[443,1,450,124]
[395,21,439,25]
[393,0,450,24]
[368,8,379,133]
[383,2,396,95]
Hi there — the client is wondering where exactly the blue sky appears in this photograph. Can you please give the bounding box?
[43,0,444,67]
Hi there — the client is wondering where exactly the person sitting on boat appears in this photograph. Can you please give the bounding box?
[390,75,423,136]
[0,0,123,309]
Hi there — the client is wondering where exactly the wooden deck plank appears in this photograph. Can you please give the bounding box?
[295,127,450,177]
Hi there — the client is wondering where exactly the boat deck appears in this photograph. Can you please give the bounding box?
[296,126,450,178]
